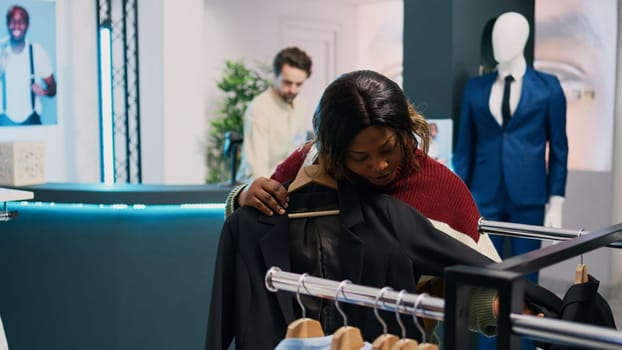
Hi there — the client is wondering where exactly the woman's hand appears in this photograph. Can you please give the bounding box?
[493,296,544,319]
[239,177,289,216]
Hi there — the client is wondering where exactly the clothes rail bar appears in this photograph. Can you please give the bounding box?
[265,266,445,321]
[512,314,622,350]
[266,267,622,349]
[491,222,622,273]
[478,218,622,249]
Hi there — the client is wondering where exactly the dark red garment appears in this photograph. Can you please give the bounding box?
[271,143,482,242]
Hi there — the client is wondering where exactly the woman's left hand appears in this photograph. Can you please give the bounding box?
[493,296,544,319]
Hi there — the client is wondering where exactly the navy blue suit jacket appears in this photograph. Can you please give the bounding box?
[453,67,568,206]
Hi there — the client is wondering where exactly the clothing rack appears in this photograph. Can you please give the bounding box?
[265,267,622,349]
[478,218,622,249]
[444,221,622,349]
[265,266,444,320]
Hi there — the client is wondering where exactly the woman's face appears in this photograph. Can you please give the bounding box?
[344,126,402,186]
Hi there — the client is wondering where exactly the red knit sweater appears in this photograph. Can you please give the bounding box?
[271,144,482,242]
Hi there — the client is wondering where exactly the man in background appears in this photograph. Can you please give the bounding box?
[0,5,56,126]
[236,46,312,182]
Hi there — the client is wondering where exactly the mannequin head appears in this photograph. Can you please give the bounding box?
[492,12,529,64]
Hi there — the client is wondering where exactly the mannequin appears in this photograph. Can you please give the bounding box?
[453,11,568,350]
[454,10,568,284]
[453,12,568,349]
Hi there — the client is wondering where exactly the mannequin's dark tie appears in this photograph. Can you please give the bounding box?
[502,75,514,128]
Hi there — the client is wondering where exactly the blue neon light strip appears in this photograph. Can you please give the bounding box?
[99,27,114,185]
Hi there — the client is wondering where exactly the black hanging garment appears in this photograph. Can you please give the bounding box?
[552,275,616,349]
[536,274,616,350]
[205,180,563,350]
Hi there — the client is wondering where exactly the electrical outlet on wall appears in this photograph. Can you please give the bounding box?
[0,141,45,186]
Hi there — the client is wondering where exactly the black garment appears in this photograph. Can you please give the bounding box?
[205,181,562,350]
[538,275,616,350]
[288,185,342,333]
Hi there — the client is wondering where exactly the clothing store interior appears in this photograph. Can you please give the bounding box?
[1,0,622,349]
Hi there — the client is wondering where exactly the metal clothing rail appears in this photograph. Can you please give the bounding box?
[265,267,622,349]
[478,218,622,249]
[265,266,445,320]
[511,314,622,350]
[446,221,622,349]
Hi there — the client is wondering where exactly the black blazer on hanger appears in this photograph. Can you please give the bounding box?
[542,274,616,350]
[205,181,561,350]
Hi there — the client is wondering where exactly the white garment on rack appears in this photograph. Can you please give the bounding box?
[429,218,502,262]
[0,315,8,350]
[273,335,372,350]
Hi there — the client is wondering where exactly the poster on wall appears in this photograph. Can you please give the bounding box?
[427,118,453,170]
[535,0,616,172]
[0,0,56,127]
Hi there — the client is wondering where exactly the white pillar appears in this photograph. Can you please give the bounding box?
[140,0,206,184]
[609,0,622,287]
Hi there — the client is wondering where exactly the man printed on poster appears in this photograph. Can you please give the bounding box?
[0,1,57,126]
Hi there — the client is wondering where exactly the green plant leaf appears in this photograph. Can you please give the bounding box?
[205,59,271,183]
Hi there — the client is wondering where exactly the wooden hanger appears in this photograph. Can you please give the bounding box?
[288,164,337,193]
[372,287,399,350]
[330,326,365,350]
[286,317,324,338]
[286,273,325,339]
[287,164,340,219]
[390,290,418,350]
[330,280,365,350]
[412,293,438,350]
[390,339,418,350]
[575,264,588,284]
[372,334,399,350]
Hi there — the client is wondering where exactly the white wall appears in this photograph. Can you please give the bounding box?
[355,2,403,85]
[138,0,206,184]
[63,0,100,183]
[138,0,164,184]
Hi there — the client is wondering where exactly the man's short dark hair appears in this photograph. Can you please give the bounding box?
[273,47,312,78]
[6,5,29,26]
